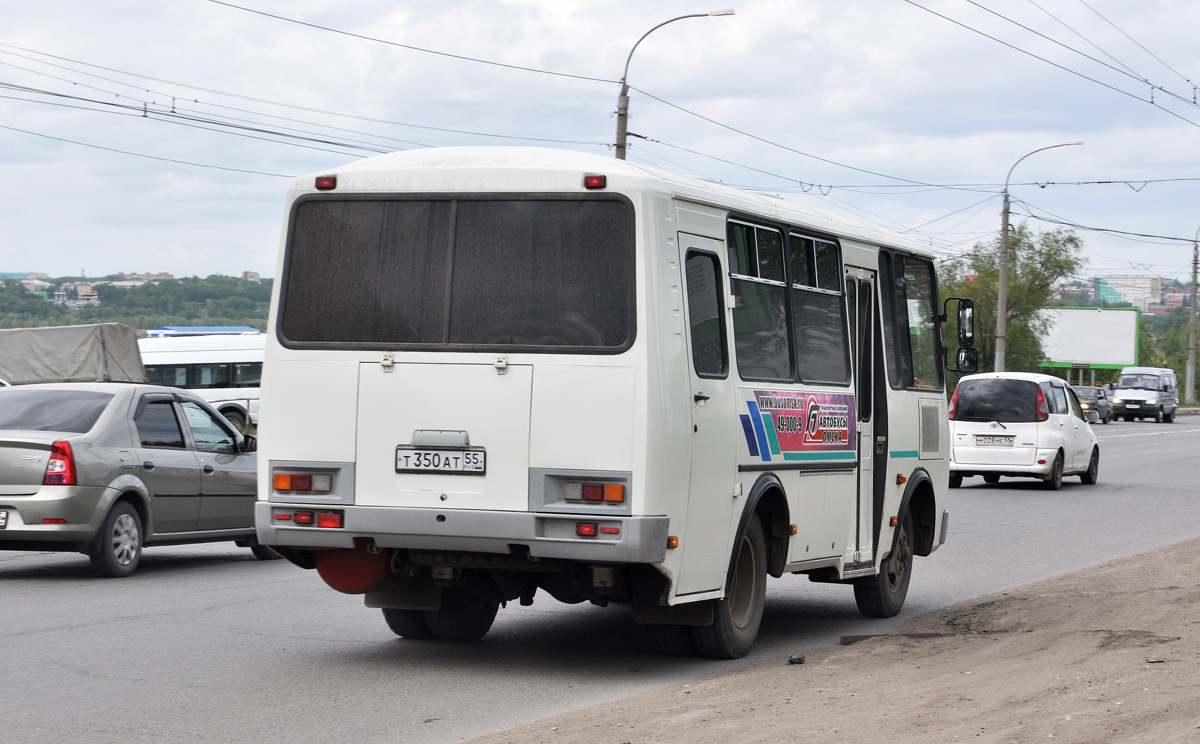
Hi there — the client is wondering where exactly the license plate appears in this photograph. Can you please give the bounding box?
[0,510,6,528]
[1125,404,1140,409]
[396,448,486,474]
[975,435,1014,447]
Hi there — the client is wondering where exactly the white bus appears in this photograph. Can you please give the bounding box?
[139,333,265,429]
[255,147,975,658]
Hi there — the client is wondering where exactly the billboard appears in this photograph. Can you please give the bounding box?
[1038,307,1139,369]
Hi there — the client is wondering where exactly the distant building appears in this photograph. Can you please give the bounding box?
[242,271,262,283]
[119,272,174,281]
[1092,275,1161,310]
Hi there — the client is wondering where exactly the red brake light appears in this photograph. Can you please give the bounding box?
[317,512,343,529]
[43,441,77,486]
[293,511,315,525]
[1037,387,1050,422]
[581,484,604,501]
[576,522,598,537]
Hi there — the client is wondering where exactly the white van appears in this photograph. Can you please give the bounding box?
[949,372,1099,489]
[138,334,264,428]
[1111,366,1178,422]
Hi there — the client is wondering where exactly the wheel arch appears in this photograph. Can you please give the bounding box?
[897,467,938,558]
[737,473,791,579]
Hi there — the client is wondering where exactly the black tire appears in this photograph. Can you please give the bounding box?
[692,516,768,659]
[648,623,699,656]
[1080,448,1099,485]
[1124,415,1133,422]
[89,502,143,578]
[424,587,499,642]
[1154,407,1163,423]
[1164,409,1175,423]
[222,409,248,430]
[383,608,435,639]
[854,509,914,618]
[948,475,963,489]
[983,474,1000,484]
[1103,412,1111,424]
[1042,453,1064,491]
[250,544,282,560]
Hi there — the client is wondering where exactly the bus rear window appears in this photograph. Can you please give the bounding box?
[279,197,635,351]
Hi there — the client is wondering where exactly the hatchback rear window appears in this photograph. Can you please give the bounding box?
[0,389,114,433]
[954,378,1039,423]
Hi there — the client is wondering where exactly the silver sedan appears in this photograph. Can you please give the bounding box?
[0,382,271,576]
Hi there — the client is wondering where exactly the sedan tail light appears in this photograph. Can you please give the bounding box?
[43,441,77,486]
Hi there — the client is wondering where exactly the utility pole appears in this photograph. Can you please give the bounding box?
[613,10,734,160]
[1187,227,1199,406]
[994,140,1082,372]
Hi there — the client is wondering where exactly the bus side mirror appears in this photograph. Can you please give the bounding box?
[950,347,979,374]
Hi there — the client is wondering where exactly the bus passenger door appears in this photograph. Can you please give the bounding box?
[846,269,876,566]
[676,236,738,596]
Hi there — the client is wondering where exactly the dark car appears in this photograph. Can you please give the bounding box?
[1072,385,1114,424]
[0,382,274,576]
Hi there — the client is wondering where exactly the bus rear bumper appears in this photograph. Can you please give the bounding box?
[256,502,670,564]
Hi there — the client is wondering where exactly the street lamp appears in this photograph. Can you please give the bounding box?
[994,140,1083,372]
[614,9,734,160]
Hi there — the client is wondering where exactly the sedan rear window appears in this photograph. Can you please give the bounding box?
[954,378,1039,423]
[0,389,114,433]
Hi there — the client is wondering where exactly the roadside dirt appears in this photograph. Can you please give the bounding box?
[466,537,1200,743]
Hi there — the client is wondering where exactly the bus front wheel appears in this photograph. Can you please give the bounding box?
[692,515,767,659]
[854,509,913,618]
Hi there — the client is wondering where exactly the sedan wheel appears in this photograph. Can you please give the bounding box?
[90,502,143,578]
[1080,448,1099,485]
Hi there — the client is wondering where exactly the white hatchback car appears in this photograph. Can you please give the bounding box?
[948,372,1100,489]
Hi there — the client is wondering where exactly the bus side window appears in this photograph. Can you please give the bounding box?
[685,252,729,378]
[727,221,792,381]
[789,234,850,385]
[880,252,943,391]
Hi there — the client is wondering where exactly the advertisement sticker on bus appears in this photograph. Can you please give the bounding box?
[740,391,856,462]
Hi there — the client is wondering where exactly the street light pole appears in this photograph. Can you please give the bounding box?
[614,9,734,160]
[994,140,1083,372]
[1186,225,1199,406]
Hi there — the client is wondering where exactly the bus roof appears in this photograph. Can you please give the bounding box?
[292,146,937,258]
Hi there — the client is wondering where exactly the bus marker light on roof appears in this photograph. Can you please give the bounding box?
[315,175,337,190]
[583,174,606,189]
[576,522,598,537]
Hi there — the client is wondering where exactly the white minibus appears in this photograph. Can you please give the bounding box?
[139,333,265,428]
[255,147,975,658]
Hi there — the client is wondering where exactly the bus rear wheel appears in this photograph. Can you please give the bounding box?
[692,516,767,659]
[854,509,913,618]
[424,587,499,642]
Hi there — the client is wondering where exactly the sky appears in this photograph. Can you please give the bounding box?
[3,0,1199,285]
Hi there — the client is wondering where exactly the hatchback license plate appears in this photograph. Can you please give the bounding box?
[975,435,1013,447]
[396,448,486,474]
[0,510,6,528]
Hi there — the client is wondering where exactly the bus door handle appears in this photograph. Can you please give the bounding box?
[694,393,710,403]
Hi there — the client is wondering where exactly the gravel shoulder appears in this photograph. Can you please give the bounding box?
[466,537,1200,743]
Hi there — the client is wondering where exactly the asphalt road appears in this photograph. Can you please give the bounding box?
[3,418,1198,744]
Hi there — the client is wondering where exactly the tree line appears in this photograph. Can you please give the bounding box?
[0,275,271,331]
